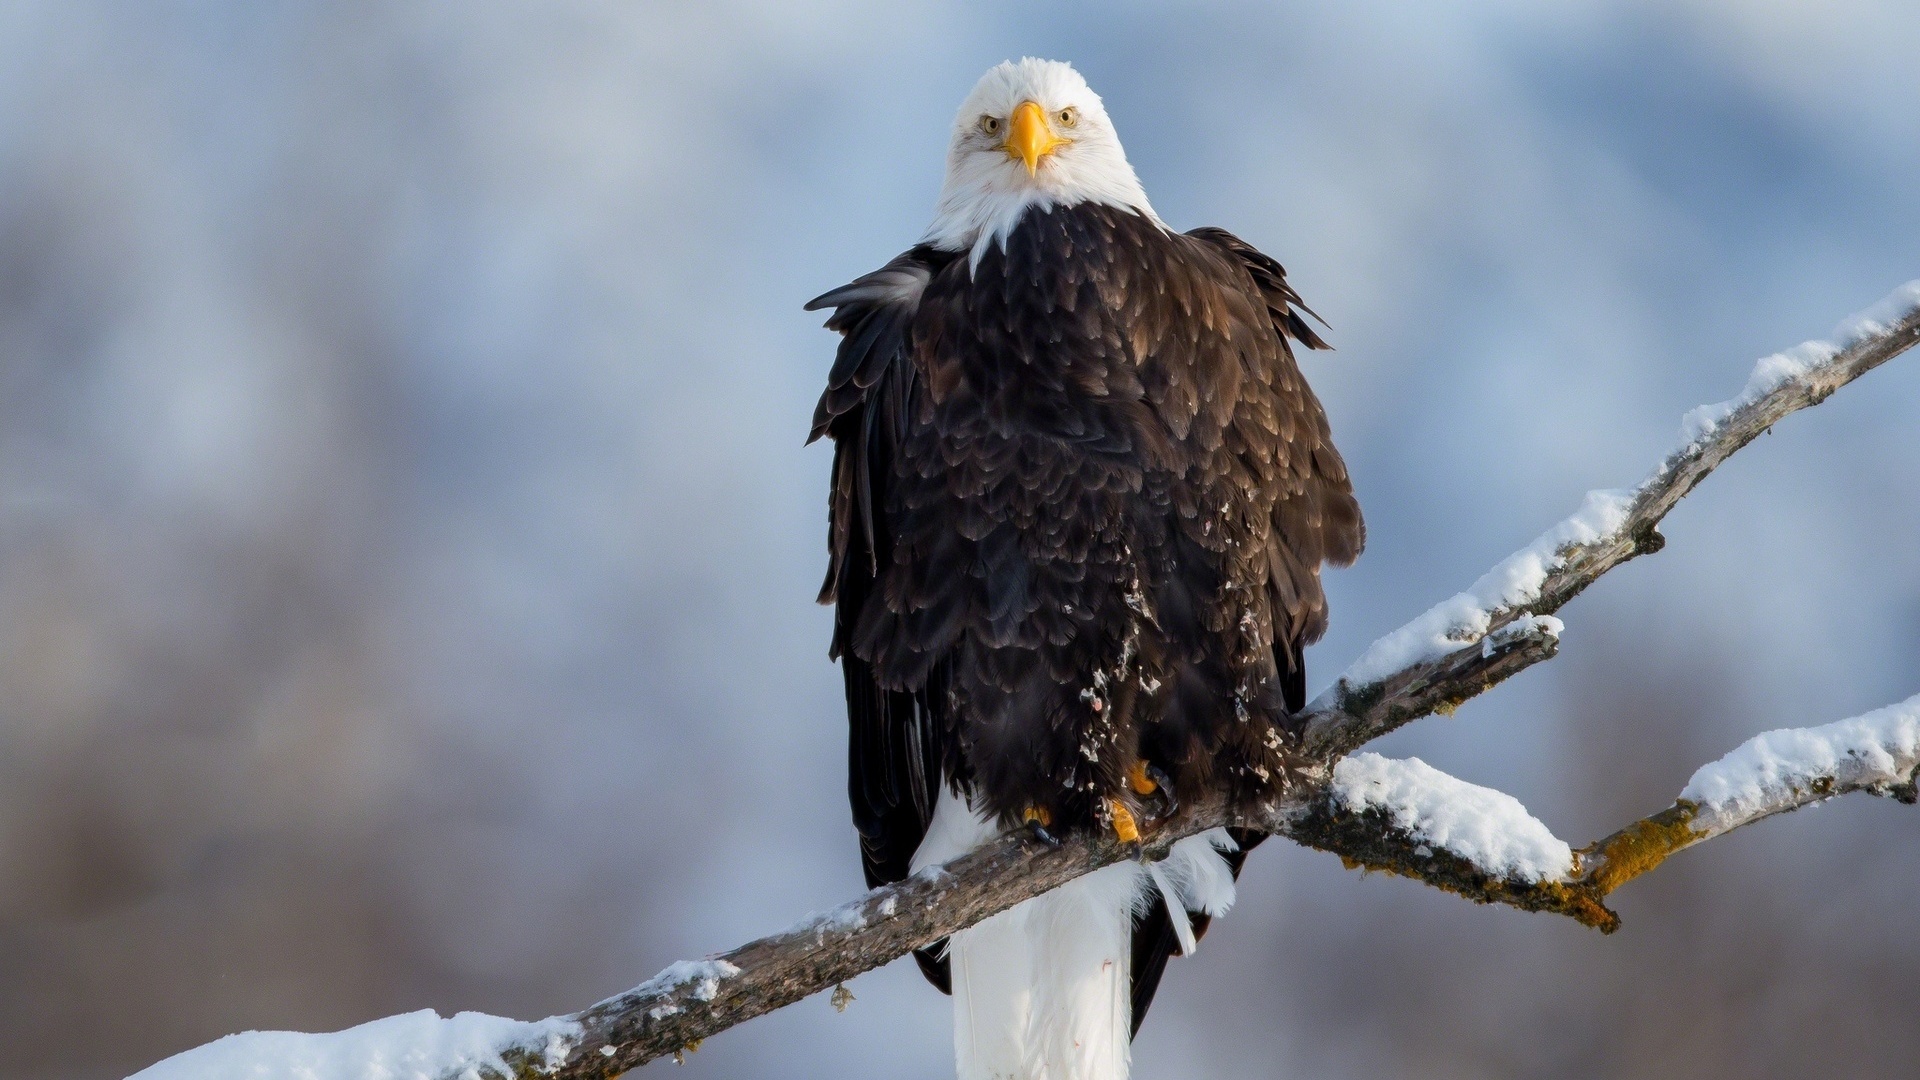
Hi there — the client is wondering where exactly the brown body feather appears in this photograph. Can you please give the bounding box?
[810,202,1361,1016]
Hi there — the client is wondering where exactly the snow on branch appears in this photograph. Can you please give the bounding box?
[1288,693,1920,933]
[1282,755,1616,929]
[1299,279,1920,759]
[1329,753,1574,883]
[1579,692,1920,894]
[123,283,1920,1080]
[134,809,1220,1079]
[129,1011,582,1080]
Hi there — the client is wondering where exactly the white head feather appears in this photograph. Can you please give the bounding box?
[923,58,1162,272]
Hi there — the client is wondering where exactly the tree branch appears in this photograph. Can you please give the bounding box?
[1577,692,1920,895]
[525,819,1187,1077]
[442,281,1916,1078]
[488,612,1574,1075]
[132,282,1920,1079]
[1287,693,1920,932]
[1298,280,1920,759]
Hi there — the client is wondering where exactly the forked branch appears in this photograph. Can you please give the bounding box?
[1292,693,1920,931]
[128,281,1920,1080]
[455,280,1919,1077]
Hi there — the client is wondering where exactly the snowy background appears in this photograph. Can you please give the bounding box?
[4,3,1918,1078]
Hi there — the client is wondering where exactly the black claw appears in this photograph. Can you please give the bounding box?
[1144,764,1179,820]
[1023,821,1062,848]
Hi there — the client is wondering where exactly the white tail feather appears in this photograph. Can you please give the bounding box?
[1145,862,1198,957]
[913,786,1238,1080]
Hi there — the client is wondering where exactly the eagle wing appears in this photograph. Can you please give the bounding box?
[807,244,960,991]
[1123,226,1361,1028]
[1184,225,1363,705]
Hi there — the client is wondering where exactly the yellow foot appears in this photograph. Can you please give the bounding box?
[1127,760,1157,796]
[1108,799,1141,845]
[1022,805,1052,828]
[1127,760,1179,821]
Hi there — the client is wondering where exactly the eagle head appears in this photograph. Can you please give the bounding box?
[925,58,1161,271]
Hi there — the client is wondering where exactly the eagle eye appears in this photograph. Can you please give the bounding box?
[1057,107,1079,127]
[979,115,1001,135]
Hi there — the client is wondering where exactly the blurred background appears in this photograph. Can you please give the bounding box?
[3,3,1917,1078]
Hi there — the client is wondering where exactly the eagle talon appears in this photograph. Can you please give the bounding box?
[1126,762,1178,823]
[1144,764,1178,821]
[1021,806,1061,848]
[1022,821,1062,848]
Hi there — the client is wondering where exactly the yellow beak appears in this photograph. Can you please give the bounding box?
[1004,100,1065,176]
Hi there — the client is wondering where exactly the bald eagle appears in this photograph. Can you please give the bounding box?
[810,58,1362,1080]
